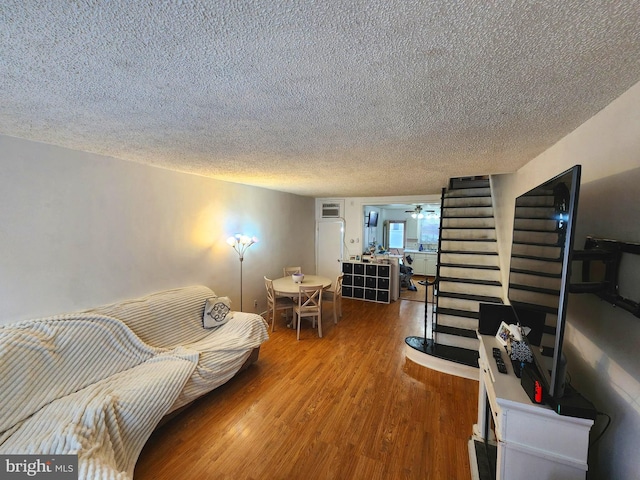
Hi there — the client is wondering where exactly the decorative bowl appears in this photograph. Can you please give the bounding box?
[292,273,304,283]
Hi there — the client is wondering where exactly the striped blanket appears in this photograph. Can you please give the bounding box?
[0,314,199,479]
[1,286,269,479]
[86,285,270,412]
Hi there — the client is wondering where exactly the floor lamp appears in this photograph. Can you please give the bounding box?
[227,234,258,312]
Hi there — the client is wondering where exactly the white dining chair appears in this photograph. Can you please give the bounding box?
[294,284,323,340]
[322,273,344,324]
[283,266,302,277]
[264,276,295,332]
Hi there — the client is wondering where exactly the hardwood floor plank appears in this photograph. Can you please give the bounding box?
[135,298,478,480]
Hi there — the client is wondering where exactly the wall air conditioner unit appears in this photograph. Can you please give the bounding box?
[321,201,342,218]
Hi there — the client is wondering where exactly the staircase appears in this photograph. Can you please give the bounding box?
[405,176,505,380]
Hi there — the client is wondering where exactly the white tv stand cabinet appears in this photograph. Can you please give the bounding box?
[469,334,594,480]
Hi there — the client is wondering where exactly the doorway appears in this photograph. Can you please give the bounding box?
[316,220,344,280]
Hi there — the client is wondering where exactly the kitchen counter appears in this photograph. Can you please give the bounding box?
[404,250,437,276]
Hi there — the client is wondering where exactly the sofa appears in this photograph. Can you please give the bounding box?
[0,285,269,479]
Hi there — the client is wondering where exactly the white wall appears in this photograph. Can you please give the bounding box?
[491,80,640,479]
[0,135,315,323]
[317,194,440,258]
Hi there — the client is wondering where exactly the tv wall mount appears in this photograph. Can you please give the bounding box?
[571,236,640,318]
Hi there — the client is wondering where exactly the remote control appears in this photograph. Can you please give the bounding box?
[495,358,507,374]
[493,348,508,373]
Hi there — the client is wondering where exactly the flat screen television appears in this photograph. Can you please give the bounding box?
[507,165,581,400]
[367,211,378,227]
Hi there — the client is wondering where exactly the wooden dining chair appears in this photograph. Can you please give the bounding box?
[264,276,295,332]
[282,266,303,302]
[294,284,324,340]
[322,273,344,324]
[283,266,302,277]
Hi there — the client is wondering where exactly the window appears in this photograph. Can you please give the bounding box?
[419,216,440,244]
[387,221,406,249]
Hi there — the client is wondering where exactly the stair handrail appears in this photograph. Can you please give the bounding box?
[425,186,447,342]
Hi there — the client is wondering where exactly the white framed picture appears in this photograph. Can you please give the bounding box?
[495,321,512,347]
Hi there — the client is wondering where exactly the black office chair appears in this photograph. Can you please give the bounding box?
[400,255,417,291]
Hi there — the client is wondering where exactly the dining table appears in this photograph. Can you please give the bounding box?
[272,274,332,296]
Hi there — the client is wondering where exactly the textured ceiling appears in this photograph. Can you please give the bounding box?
[2,1,640,197]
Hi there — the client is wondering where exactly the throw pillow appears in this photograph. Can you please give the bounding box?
[202,296,233,329]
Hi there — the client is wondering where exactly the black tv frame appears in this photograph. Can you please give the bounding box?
[507,165,582,400]
[366,211,378,227]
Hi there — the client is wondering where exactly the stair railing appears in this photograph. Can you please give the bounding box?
[424,186,446,342]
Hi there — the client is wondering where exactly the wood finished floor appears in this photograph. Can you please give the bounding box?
[135,297,478,480]
[399,275,435,302]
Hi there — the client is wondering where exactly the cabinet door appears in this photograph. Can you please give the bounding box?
[377,290,390,303]
[365,264,377,276]
[412,253,427,275]
[378,265,390,278]
[426,254,437,276]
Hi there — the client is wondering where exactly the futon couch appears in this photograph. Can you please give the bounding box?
[0,285,269,479]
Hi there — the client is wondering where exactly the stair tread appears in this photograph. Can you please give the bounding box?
[441,214,493,220]
[445,192,491,198]
[515,213,555,217]
[441,237,497,242]
[508,283,560,296]
[405,337,479,368]
[434,324,477,338]
[510,254,562,263]
[440,250,498,255]
[442,205,493,209]
[513,228,558,233]
[438,307,479,319]
[440,276,502,286]
[438,291,504,303]
[440,225,496,229]
[439,263,500,270]
[450,179,490,188]
[513,240,561,247]
[441,239,498,242]
[510,268,561,278]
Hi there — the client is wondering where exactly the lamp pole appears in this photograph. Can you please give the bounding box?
[227,234,258,312]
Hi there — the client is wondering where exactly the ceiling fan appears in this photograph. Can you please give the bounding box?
[405,205,425,218]
[405,205,437,219]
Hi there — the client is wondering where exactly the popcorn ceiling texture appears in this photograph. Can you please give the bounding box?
[1,1,640,197]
